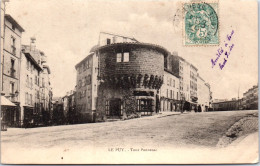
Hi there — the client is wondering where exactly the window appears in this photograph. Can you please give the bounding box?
[30,94,32,105]
[11,36,16,55]
[86,60,89,69]
[117,52,130,62]
[116,53,122,62]
[105,100,110,115]
[42,78,45,87]
[10,59,15,77]
[83,63,86,71]
[172,91,174,99]
[25,93,27,104]
[86,75,91,85]
[123,52,129,62]
[173,80,175,87]
[27,60,29,70]
[166,89,168,98]
[30,78,33,89]
[107,38,111,45]
[10,82,14,94]
[81,78,85,87]
[79,80,82,88]
[170,90,172,99]
[26,75,29,87]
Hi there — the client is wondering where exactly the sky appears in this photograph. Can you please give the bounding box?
[5,0,258,99]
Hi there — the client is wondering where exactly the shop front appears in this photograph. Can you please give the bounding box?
[1,96,19,130]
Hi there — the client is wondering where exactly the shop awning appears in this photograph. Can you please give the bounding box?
[1,96,16,106]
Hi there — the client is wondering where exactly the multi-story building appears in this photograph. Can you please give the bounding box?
[61,90,76,124]
[160,70,180,112]
[212,99,239,111]
[20,44,42,126]
[19,39,52,127]
[75,52,99,122]
[1,14,24,126]
[95,42,166,121]
[75,32,138,122]
[75,33,213,122]
[197,75,211,112]
[242,85,258,110]
[168,53,200,111]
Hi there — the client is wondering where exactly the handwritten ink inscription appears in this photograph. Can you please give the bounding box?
[211,30,235,70]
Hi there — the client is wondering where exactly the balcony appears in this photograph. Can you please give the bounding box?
[11,46,16,56]
[10,68,16,78]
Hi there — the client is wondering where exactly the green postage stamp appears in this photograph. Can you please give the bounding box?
[183,2,219,46]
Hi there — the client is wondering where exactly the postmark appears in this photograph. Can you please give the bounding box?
[183,2,219,46]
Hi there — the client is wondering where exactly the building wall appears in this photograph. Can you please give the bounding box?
[91,52,99,111]
[242,85,258,109]
[96,43,165,120]
[2,17,22,103]
[1,2,5,91]
[212,100,238,111]
[197,76,210,112]
[160,70,180,112]
[99,47,164,77]
[75,53,93,122]
[179,58,191,102]
[20,51,42,125]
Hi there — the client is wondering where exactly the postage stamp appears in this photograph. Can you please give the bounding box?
[183,2,219,46]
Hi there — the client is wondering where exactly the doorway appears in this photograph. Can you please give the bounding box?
[109,99,121,116]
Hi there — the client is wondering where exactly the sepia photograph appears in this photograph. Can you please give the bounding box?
[0,0,258,164]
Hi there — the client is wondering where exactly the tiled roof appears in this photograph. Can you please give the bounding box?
[5,14,25,32]
[93,42,170,55]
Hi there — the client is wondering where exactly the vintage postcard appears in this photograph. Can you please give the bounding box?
[0,0,258,164]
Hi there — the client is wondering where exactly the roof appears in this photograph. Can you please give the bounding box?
[212,100,238,104]
[100,32,139,42]
[43,65,51,74]
[93,42,170,56]
[190,64,198,71]
[5,14,25,32]
[75,52,94,69]
[23,52,42,71]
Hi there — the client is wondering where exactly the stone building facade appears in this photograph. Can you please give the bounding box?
[1,14,24,126]
[242,85,258,110]
[19,40,52,127]
[95,43,166,120]
[160,70,180,112]
[75,52,99,122]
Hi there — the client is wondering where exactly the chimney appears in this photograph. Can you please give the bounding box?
[30,37,36,52]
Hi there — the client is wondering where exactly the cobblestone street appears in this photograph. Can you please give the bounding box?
[1,110,258,164]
